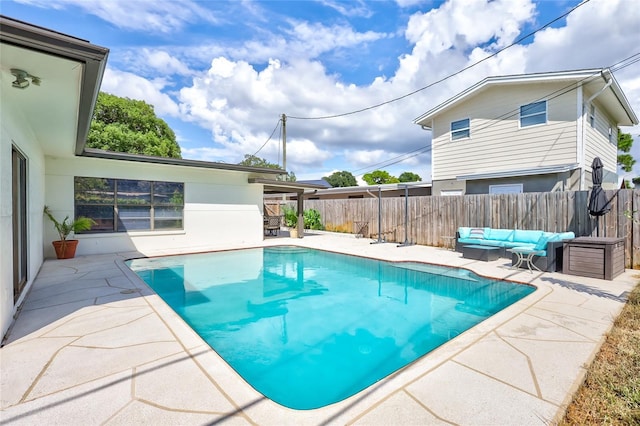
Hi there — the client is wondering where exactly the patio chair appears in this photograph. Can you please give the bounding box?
[264,215,282,236]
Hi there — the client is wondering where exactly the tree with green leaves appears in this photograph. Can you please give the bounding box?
[398,172,422,182]
[239,154,280,168]
[617,130,635,172]
[362,170,399,185]
[632,176,640,187]
[323,171,357,187]
[87,92,181,158]
[238,154,295,181]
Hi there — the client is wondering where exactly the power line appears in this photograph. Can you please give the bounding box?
[252,118,282,158]
[287,0,592,121]
[349,56,640,177]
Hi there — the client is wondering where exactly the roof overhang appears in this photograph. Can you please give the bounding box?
[248,178,329,194]
[414,68,638,127]
[456,163,580,181]
[303,181,432,196]
[84,148,286,174]
[0,15,109,157]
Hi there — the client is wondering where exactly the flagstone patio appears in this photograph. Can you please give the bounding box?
[1,232,636,425]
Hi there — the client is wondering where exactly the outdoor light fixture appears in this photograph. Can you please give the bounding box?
[10,68,41,89]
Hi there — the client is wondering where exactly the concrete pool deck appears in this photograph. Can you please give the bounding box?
[1,232,637,425]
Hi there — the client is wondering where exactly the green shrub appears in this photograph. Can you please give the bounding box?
[283,205,297,227]
[304,208,324,230]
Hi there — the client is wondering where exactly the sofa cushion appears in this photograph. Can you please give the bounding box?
[486,228,514,241]
[556,232,575,240]
[512,247,547,257]
[458,227,471,238]
[534,234,551,250]
[458,238,503,248]
[514,229,543,244]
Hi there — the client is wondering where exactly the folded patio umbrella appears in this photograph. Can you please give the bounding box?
[588,157,611,237]
[588,157,611,217]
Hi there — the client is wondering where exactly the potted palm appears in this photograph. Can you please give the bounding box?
[44,206,96,259]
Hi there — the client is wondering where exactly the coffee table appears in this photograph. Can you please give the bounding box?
[462,245,500,261]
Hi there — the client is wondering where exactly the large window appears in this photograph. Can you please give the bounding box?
[451,118,470,140]
[75,177,184,233]
[520,100,547,127]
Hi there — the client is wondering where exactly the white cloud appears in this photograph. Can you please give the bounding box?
[83,0,640,180]
[142,49,192,76]
[16,0,219,33]
[319,0,373,18]
[395,0,424,8]
[286,139,333,166]
[101,68,180,117]
[405,0,534,50]
[525,0,640,73]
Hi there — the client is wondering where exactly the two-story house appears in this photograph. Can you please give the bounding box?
[414,69,638,196]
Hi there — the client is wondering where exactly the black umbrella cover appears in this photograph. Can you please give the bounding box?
[588,157,611,217]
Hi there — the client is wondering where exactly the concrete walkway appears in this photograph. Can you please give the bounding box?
[1,232,637,425]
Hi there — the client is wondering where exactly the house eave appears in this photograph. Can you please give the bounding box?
[456,163,580,181]
[0,15,109,156]
[248,178,329,194]
[303,182,433,196]
[82,148,286,175]
[413,68,637,126]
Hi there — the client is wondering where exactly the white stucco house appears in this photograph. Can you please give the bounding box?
[0,16,318,340]
[414,69,638,196]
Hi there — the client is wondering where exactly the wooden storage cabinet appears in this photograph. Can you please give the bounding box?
[563,237,625,280]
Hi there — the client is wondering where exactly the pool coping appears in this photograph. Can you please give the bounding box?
[1,232,637,425]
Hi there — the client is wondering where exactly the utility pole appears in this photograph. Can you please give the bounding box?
[281,113,287,173]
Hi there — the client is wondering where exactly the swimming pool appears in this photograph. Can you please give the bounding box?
[126,246,535,410]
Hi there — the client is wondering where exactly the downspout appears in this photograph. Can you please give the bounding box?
[420,122,434,192]
[585,73,613,106]
[577,83,585,190]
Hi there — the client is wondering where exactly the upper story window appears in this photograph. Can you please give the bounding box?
[589,104,596,128]
[520,100,547,127]
[451,118,470,140]
[74,177,184,233]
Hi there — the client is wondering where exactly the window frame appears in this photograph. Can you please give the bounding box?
[450,118,471,141]
[609,126,615,144]
[74,177,184,234]
[519,100,547,128]
[489,183,523,194]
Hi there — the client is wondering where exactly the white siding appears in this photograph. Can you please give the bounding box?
[584,99,618,185]
[432,83,579,180]
[44,156,266,258]
[1,99,46,339]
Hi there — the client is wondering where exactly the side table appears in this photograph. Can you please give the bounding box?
[442,236,456,250]
[508,248,544,273]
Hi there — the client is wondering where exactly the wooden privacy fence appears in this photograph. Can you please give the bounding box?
[301,189,640,269]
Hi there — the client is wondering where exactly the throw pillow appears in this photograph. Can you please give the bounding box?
[469,227,485,239]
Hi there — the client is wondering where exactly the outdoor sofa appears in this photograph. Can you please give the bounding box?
[456,227,575,272]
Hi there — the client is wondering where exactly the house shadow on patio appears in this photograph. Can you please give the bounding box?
[2,252,148,345]
[539,276,630,303]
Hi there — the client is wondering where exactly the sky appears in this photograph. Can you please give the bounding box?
[3,0,640,184]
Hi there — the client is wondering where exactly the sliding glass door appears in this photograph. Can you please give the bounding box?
[12,146,27,302]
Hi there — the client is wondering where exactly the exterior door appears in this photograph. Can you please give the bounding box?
[12,146,27,302]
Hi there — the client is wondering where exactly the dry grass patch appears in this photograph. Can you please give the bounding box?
[560,280,640,425]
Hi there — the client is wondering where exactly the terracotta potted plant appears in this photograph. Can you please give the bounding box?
[44,206,96,259]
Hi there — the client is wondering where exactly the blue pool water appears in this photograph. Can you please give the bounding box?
[126,246,535,410]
